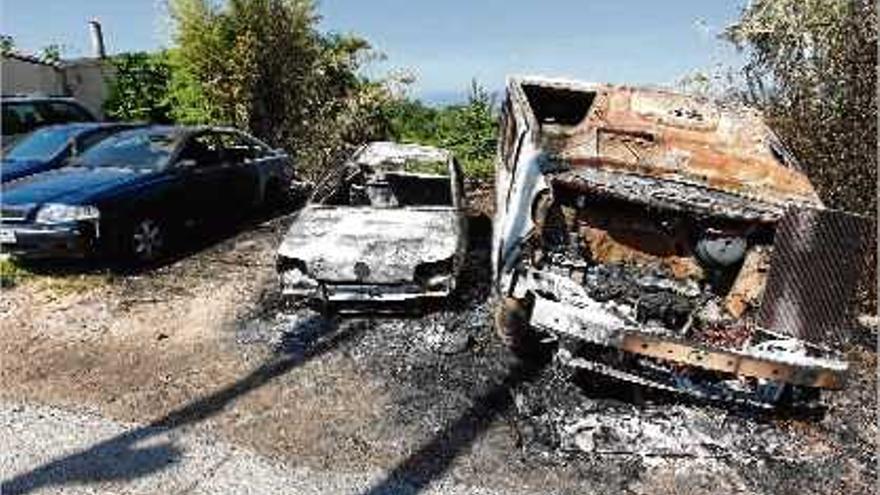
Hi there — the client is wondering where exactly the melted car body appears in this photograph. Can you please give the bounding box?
[277,142,466,304]
[492,76,870,406]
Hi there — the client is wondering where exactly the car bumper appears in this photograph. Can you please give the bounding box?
[283,281,451,303]
[0,223,95,259]
[525,285,848,390]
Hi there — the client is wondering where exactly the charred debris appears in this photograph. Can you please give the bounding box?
[492,76,872,409]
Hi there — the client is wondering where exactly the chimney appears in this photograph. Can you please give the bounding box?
[89,20,106,58]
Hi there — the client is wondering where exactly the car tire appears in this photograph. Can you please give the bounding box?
[494,295,547,360]
[124,217,166,265]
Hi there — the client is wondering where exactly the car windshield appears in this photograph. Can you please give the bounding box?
[74,129,178,171]
[4,126,80,161]
[315,160,453,207]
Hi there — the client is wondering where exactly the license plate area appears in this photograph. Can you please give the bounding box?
[0,228,17,244]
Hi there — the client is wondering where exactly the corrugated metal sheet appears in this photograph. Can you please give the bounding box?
[758,207,873,347]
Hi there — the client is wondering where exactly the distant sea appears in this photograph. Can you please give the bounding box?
[416,88,503,108]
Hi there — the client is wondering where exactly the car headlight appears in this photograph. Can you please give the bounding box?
[281,267,319,289]
[278,258,319,290]
[414,257,455,291]
[35,203,100,224]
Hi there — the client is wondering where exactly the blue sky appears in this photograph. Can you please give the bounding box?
[2,0,746,103]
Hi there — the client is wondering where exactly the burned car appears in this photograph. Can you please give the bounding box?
[492,76,871,407]
[277,142,466,305]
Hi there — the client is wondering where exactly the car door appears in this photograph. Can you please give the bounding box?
[175,132,228,223]
[216,131,263,210]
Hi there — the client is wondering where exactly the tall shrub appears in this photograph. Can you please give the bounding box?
[104,52,173,123]
[725,0,877,311]
[168,0,394,178]
[386,81,498,179]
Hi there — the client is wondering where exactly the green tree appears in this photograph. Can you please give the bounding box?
[104,51,173,123]
[39,43,62,64]
[0,35,14,54]
[724,0,876,219]
[386,80,498,179]
[167,0,395,178]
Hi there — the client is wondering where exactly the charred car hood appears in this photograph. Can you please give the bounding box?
[535,84,824,211]
[278,206,460,283]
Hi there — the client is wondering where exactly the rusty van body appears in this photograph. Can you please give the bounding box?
[492,76,870,406]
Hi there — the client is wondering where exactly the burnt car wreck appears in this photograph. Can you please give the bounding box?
[493,76,871,407]
[277,142,466,305]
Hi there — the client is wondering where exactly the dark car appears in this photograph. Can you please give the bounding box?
[1,123,141,183]
[0,125,294,263]
[2,96,97,149]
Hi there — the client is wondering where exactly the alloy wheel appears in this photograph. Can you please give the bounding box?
[131,218,164,262]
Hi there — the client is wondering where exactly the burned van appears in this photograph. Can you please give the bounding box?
[492,76,870,406]
[277,142,466,305]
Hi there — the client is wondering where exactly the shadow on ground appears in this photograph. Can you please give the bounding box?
[1,313,351,495]
[357,359,544,495]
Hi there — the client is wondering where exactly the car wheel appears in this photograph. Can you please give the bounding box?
[127,217,165,264]
[494,295,551,362]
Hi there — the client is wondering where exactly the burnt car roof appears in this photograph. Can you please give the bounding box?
[507,75,823,211]
[351,141,454,175]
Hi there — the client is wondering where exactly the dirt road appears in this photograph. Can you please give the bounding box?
[1,206,876,494]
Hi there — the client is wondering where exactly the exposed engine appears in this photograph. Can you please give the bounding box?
[529,184,774,349]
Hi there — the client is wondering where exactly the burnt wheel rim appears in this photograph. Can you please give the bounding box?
[131,219,163,261]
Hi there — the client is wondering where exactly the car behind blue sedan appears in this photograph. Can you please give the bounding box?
[0,125,294,263]
[1,123,141,183]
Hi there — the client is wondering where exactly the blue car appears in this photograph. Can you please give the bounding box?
[0,125,294,263]
[1,123,140,183]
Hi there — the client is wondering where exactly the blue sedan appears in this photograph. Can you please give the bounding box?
[0,125,295,263]
[1,123,140,183]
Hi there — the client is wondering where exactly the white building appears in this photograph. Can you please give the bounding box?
[1,22,113,118]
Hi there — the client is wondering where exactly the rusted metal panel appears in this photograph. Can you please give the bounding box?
[551,167,791,222]
[758,207,873,347]
[512,76,824,210]
[724,245,771,318]
[619,333,846,389]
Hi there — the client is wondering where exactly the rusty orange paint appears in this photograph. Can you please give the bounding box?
[546,85,822,208]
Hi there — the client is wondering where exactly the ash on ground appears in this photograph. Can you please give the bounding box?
[234,293,876,495]
[232,212,875,494]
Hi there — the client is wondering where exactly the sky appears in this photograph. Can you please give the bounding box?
[2,0,746,104]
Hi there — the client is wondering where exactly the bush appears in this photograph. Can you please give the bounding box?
[725,0,877,312]
[386,81,498,180]
[167,0,395,179]
[104,52,173,123]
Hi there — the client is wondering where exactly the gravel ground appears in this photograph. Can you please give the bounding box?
[0,400,536,495]
[1,194,877,495]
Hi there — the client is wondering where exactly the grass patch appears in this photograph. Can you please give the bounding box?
[0,257,32,288]
[1,256,112,295]
[40,273,113,297]
[460,157,495,180]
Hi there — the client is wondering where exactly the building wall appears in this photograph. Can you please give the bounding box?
[1,56,65,96]
[1,56,112,118]
[64,59,113,119]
